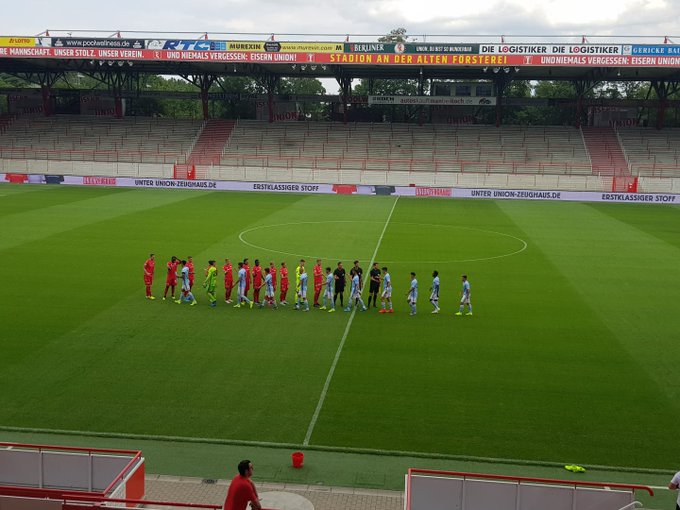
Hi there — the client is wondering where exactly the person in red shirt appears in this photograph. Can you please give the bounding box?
[279,261,289,305]
[187,256,195,290]
[143,253,155,300]
[252,259,263,305]
[269,261,277,294]
[163,256,179,301]
[243,258,251,298]
[223,460,261,510]
[313,258,323,307]
[223,258,234,303]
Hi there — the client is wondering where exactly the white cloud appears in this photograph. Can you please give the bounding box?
[0,0,676,41]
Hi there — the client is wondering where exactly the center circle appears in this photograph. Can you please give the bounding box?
[238,221,527,264]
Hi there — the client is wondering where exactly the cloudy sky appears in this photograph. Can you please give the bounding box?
[1,0,677,42]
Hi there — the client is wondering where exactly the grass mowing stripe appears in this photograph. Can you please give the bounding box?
[303,196,399,446]
[498,200,680,405]
[0,187,208,252]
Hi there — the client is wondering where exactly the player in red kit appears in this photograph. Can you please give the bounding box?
[143,253,155,299]
[313,258,323,307]
[163,256,179,301]
[187,256,195,290]
[223,258,234,303]
[243,258,251,298]
[279,261,289,305]
[252,259,263,305]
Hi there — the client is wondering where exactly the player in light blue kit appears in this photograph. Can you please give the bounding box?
[295,267,310,311]
[320,267,335,312]
[379,266,393,313]
[260,267,277,309]
[175,260,198,306]
[430,270,441,314]
[344,271,367,312]
[406,272,418,316]
[234,261,253,309]
[455,274,472,316]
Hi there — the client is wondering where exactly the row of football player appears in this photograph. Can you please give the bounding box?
[143,254,472,315]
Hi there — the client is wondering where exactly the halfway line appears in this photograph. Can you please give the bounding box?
[303,196,400,446]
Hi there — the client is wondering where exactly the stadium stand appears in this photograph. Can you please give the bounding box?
[0,115,204,164]
[617,128,680,178]
[219,121,592,176]
[581,127,630,176]
[187,119,236,166]
[0,114,16,134]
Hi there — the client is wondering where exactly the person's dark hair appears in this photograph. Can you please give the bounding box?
[337,262,342,267]
[411,272,416,277]
[237,460,251,476]
[208,260,215,266]
[181,260,187,265]
[462,274,467,279]
[255,259,260,266]
[326,267,331,272]
[265,267,270,274]
[238,262,243,268]
[433,270,438,277]
[353,260,359,265]
[382,267,387,271]
[244,258,249,264]
[171,256,177,262]
[150,253,154,257]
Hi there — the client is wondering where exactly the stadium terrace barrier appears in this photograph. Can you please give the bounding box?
[0,442,144,504]
[0,442,277,510]
[0,146,186,164]
[0,159,173,179]
[215,153,596,176]
[405,468,653,510]
[631,164,680,178]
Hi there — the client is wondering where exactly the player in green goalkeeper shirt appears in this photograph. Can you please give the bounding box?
[203,260,218,308]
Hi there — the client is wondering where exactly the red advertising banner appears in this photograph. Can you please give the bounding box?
[1,46,680,68]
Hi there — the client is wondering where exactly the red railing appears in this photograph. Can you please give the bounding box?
[632,164,680,177]
[0,146,185,164]
[0,441,141,456]
[405,468,654,510]
[0,487,220,509]
[218,153,594,176]
[0,485,278,510]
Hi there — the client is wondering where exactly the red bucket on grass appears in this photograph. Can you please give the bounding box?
[291,451,304,468]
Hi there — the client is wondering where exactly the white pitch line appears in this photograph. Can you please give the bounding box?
[303,196,400,446]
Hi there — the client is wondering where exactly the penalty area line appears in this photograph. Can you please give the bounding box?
[303,196,400,446]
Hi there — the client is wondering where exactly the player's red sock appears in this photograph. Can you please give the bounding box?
[314,289,320,305]
[146,285,151,297]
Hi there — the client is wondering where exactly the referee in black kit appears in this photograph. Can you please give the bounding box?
[368,262,381,308]
[333,262,346,309]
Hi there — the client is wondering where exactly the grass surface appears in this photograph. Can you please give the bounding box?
[1,184,680,471]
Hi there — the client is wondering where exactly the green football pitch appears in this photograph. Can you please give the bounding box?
[1,183,680,471]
